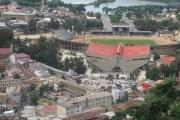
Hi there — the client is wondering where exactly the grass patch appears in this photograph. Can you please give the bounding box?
[91,39,156,46]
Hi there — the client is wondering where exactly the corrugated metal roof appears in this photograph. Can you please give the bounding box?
[54,29,73,41]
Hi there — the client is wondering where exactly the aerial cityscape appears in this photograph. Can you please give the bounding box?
[0,0,180,120]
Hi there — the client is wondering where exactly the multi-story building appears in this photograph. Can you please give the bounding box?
[57,92,112,116]
[10,53,30,64]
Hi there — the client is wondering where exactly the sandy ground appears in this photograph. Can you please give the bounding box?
[15,33,53,40]
[73,35,178,45]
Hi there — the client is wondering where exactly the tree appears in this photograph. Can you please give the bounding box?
[28,19,37,33]
[0,0,11,5]
[153,54,160,61]
[13,73,21,79]
[146,67,160,80]
[0,27,13,47]
[159,64,175,78]
[116,92,129,103]
[62,57,87,74]
[29,89,39,105]
[14,37,59,69]
[17,0,41,7]
[112,79,178,120]
[134,19,158,32]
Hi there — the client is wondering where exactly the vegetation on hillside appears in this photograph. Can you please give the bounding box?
[13,37,87,74]
[0,0,11,5]
[112,78,180,120]
[0,27,13,48]
[145,0,180,3]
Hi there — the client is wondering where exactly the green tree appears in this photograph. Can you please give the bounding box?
[0,0,11,5]
[146,67,160,80]
[112,79,178,120]
[134,19,158,32]
[62,57,87,74]
[0,27,13,47]
[116,92,129,103]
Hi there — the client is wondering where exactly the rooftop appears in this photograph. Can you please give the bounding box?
[54,29,73,41]
[160,56,175,65]
[0,48,12,55]
[42,105,57,114]
[12,53,29,58]
[86,43,150,58]
[59,92,111,107]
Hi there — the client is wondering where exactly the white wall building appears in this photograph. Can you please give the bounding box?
[10,53,30,64]
[111,85,125,103]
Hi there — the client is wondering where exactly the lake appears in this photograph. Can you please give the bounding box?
[61,0,167,13]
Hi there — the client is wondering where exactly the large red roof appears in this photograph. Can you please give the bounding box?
[86,43,150,58]
[86,43,118,57]
[120,45,150,58]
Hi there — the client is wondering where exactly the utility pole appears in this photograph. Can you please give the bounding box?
[41,0,44,14]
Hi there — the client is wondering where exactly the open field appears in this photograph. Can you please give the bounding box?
[73,35,177,45]
[91,39,156,46]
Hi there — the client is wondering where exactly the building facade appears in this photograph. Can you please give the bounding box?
[10,53,30,64]
[58,92,112,116]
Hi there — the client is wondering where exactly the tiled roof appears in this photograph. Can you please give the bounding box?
[86,43,150,58]
[86,43,117,57]
[0,48,11,55]
[160,56,175,65]
[54,29,73,41]
[42,105,57,114]
[13,53,29,58]
[63,110,107,120]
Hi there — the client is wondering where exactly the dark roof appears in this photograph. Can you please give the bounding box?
[54,29,73,41]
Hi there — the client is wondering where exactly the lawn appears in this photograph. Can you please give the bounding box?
[91,39,156,46]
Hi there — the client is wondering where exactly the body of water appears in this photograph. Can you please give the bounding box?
[61,0,167,13]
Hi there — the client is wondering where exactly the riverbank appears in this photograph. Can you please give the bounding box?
[144,0,180,3]
[89,0,116,7]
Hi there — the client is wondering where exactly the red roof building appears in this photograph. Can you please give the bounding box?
[160,56,175,65]
[86,44,150,58]
[42,105,57,116]
[86,43,150,72]
[142,83,152,91]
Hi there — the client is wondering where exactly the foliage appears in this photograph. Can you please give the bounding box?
[153,54,160,61]
[13,73,21,79]
[63,17,102,33]
[0,27,13,47]
[14,37,59,68]
[146,67,160,80]
[109,15,122,23]
[112,79,179,120]
[116,92,129,103]
[17,0,41,7]
[0,0,11,5]
[62,57,87,74]
[28,19,37,33]
[134,19,158,32]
